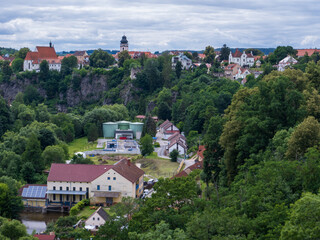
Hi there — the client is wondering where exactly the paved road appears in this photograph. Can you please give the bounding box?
[155,131,170,159]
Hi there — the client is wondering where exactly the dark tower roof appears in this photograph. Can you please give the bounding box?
[120,35,128,44]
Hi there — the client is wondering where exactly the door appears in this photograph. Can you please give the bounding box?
[106,197,113,205]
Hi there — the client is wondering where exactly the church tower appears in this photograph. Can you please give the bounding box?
[120,35,128,52]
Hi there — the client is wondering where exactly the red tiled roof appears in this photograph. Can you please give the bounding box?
[254,56,262,61]
[48,160,144,183]
[168,132,180,141]
[113,159,144,183]
[197,145,206,160]
[36,46,58,59]
[136,115,146,119]
[0,55,4,60]
[187,161,203,171]
[246,53,254,58]
[47,164,113,182]
[296,49,320,57]
[165,130,180,134]
[198,53,206,59]
[168,133,186,143]
[25,52,39,62]
[232,48,242,58]
[173,161,203,178]
[34,234,55,240]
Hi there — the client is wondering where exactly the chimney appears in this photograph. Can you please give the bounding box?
[49,41,52,48]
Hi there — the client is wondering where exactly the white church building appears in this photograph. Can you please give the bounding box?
[24,42,61,72]
[229,49,254,67]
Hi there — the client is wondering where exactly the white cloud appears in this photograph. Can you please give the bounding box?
[301,35,319,47]
[0,0,320,51]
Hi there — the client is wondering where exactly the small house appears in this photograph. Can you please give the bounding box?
[85,206,110,231]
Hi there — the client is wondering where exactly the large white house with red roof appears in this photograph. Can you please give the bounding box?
[23,42,61,72]
[229,49,254,67]
[46,159,144,207]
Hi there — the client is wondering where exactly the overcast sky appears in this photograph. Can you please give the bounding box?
[1,0,320,52]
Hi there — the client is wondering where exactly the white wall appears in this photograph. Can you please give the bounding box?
[85,211,106,227]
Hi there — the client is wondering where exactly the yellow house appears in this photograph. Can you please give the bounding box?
[46,159,144,207]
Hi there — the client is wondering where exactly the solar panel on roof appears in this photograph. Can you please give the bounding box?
[21,186,47,198]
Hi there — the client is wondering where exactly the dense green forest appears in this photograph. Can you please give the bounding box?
[1,46,320,239]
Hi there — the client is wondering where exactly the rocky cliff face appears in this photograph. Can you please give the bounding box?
[0,73,138,112]
[60,74,109,107]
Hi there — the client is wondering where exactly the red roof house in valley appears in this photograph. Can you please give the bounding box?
[159,120,180,139]
[33,234,55,240]
[46,159,144,207]
[296,49,320,57]
[173,161,203,178]
[24,42,61,72]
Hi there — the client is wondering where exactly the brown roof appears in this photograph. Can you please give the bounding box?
[74,51,88,57]
[168,138,187,150]
[168,133,186,143]
[197,145,206,160]
[113,159,144,183]
[159,120,170,129]
[47,164,113,182]
[34,234,55,240]
[173,161,203,178]
[168,132,180,141]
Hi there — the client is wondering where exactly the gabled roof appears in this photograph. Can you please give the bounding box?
[168,138,187,150]
[87,207,109,222]
[113,159,144,183]
[232,48,242,58]
[47,164,113,182]
[74,51,88,57]
[36,46,58,59]
[279,55,298,64]
[33,234,55,240]
[168,132,186,143]
[159,120,170,129]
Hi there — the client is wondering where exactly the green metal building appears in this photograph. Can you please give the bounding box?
[102,121,144,139]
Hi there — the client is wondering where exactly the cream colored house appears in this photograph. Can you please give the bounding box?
[85,207,109,231]
[46,159,144,207]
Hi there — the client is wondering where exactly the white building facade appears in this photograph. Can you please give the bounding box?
[229,49,254,67]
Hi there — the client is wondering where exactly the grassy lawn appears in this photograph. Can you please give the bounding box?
[77,206,112,219]
[136,152,179,179]
[68,137,98,156]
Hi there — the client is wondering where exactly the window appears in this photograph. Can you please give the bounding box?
[93,217,95,220]
[98,217,100,221]
[109,186,111,191]
[66,187,69,191]
[113,177,116,180]
[53,186,56,190]
[73,187,76,191]
[53,194,56,201]
[80,187,82,191]
[107,177,110,180]
[97,185,100,190]
[60,186,62,190]
[80,195,82,201]
[73,195,76,202]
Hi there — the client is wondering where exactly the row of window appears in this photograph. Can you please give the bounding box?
[108,177,117,180]
[53,186,83,191]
